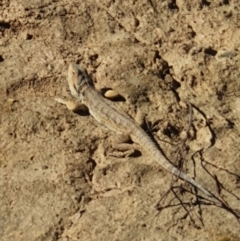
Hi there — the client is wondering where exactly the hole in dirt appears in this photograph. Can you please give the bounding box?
[26,33,33,40]
[222,0,229,4]
[226,119,234,129]
[163,124,180,137]
[0,21,10,28]
[0,55,4,62]
[168,0,178,10]
[201,0,210,6]
[171,79,181,89]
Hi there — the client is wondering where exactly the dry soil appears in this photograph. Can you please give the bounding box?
[1,1,240,241]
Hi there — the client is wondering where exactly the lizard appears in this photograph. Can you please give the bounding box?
[56,63,216,200]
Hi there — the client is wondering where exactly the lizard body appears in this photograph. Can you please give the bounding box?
[57,63,214,198]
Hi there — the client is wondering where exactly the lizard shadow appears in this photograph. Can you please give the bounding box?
[72,106,90,116]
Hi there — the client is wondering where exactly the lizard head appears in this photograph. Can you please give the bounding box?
[68,63,92,98]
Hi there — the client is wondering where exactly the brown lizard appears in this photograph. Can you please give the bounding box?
[56,63,215,199]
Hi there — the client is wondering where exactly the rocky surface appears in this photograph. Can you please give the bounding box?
[1,1,240,240]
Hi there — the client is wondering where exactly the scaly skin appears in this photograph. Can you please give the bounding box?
[59,63,214,198]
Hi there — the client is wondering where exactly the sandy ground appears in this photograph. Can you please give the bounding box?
[1,0,240,240]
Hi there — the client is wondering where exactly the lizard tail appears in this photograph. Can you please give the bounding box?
[171,166,213,197]
[140,130,213,197]
[157,153,213,197]
[156,152,212,197]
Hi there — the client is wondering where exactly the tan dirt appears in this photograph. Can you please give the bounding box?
[1,0,240,240]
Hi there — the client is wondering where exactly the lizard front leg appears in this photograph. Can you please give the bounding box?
[55,97,87,112]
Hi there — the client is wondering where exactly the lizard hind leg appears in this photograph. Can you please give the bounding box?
[107,134,139,159]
